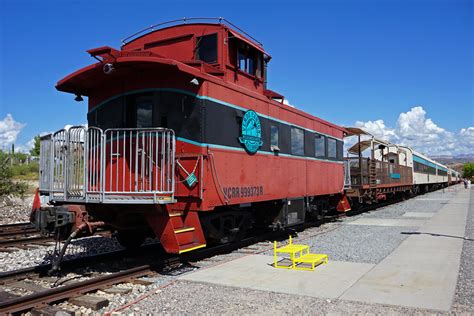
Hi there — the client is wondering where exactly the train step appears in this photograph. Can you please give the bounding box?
[178,241,206,254]
[146,210,206,254]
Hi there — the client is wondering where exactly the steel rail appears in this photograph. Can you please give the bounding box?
[0,265,154,314]
[0,222,36,237]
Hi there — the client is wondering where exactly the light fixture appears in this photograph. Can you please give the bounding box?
[190,78,199,86]
[74,94,84,102]
[103,63,115,75]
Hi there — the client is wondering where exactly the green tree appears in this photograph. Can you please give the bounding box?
[0,150,28,196]
[30,135,41,156]
[463,162,474,179]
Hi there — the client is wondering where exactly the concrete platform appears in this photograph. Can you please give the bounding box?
[403,212,435,218]
[181,255,374,299]
[347,218,426,227]
[180,189,470,312]
[341,189,470,311]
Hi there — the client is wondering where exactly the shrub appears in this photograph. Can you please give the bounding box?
[0,151,29,197]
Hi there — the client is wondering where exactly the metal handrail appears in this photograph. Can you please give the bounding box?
[121,17,263,47]
[39,126,176,204]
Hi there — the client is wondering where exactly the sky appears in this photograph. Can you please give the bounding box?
[0,0,473,156]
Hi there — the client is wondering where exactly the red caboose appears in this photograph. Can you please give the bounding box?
[34,18,348,254]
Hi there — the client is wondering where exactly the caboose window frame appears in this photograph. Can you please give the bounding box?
[270,125,280,151]
[290,127,305,156]
[195,33,218,64]
[315,134,326,158]
[327,138,337,159]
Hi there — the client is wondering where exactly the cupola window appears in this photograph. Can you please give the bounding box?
[196,33,218,63]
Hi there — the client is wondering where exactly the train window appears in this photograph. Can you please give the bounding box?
[238,48,255,74]
[291,127,304,155]
[256,55,263,79]
[270,125,279,149]
[136,101,152,128]
[327,138,337,159]
[90,97,124,129]
[337,140,343,160]
[196,34,217,63]
[315,134,326,158]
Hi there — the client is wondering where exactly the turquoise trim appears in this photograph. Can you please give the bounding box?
[89,88,343,141]
[176,136,344,164]
[413,154,446,171]
[390,173,401,179]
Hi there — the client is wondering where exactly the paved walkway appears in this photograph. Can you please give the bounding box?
[341,188,470,311]
[181,188,471,311]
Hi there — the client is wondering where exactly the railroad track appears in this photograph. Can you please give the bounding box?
[0,222,37,237]
[0,223,112,251]
[0,264,162,314]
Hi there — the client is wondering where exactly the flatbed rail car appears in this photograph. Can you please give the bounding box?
[33,18,350,254]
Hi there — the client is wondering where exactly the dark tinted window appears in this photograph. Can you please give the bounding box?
[315,134,326,157]
[438,169,447,176]
[196,34,217,63]
[271,125,279,148]
[291,127,304,155]
[90,97,124,129]
[136,100,152,128]
[337,140,343,160]
[328,138,337,159]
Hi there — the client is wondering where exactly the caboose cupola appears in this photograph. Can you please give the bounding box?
[56,18,274,101]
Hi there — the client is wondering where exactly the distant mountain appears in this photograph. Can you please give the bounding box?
[430,154,474,166]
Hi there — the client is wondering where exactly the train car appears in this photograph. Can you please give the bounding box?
[343,128,413,204]
[448,168,462,185]
[399,147,449,192]
[343,129,452,204]
[33,18,349,255]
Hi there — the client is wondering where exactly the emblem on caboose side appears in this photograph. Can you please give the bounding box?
[239,110,263,154]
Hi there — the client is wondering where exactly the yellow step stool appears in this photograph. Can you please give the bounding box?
[273,235,328,271]
[293,253,328,271]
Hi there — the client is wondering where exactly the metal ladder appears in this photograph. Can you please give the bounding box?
[368,159,377,187]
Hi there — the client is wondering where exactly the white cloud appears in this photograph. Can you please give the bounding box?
[352,106,474,156]
[16,137,36,154]
[0,114,26,151]
[355,119,398,142]
[283,99,295,108]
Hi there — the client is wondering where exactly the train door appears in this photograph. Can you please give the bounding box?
[134,95,154,191]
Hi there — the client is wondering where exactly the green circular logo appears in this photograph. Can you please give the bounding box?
[239,110,263,154]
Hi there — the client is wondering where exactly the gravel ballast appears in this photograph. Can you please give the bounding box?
[0,193,34,225]
[452,187,474,312]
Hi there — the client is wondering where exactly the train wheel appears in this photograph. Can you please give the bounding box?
[116,230,146,249]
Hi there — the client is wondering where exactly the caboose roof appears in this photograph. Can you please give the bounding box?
[121,18,270,58]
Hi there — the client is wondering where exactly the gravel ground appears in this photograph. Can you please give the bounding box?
[297,224,415,264]
[452,187,474,313]
[0,193,35,225]
[0,180,37,225]
[117,280,448,315]
[0,235,125,272]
